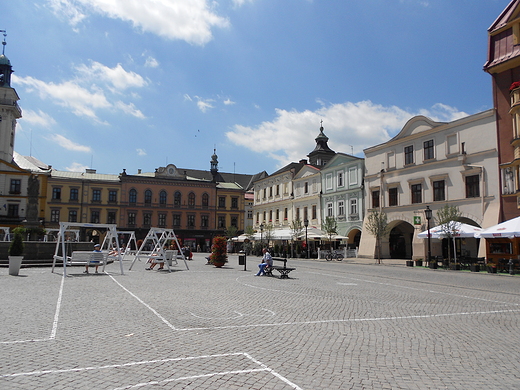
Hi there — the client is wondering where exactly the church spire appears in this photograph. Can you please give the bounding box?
[307,120,336,169]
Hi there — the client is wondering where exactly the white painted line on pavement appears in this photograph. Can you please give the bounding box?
[0,273,65,344]
[174,308,520,332]
[1,352,304,390]
[108,273,177,331]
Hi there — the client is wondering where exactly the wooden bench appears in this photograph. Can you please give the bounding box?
[265,257,295,279]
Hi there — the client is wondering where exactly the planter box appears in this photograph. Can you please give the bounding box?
[487,266,497,274]
[406,260,414,267]
[470,264,480,272]
[415,260,423,267]
[429,262,438,269]
[449,264,461,271]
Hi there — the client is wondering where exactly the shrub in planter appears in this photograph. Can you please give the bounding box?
[9,227,25,256]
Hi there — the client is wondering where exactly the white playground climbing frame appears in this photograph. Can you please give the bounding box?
[129,227,189,272]
[51,222,124,277]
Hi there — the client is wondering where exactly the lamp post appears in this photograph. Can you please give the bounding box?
[304,219,309,259]
[260,223,264,248]
[425,206,432,266]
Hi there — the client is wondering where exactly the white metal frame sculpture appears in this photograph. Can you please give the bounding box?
[44,228,80,242]
[51,222,124,277]
[129,227,189,272]
[0,227,10,241]
[101,230,138,257]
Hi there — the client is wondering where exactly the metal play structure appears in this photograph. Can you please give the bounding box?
[43,228,80,242]
[129,227,189,272]
[101,230,138,257]
[0,227,10,241]
[51,222,124,277]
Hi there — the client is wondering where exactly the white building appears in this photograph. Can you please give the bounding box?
[320,153,364,249]
[358,109,499,260]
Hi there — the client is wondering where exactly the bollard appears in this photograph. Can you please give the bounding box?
[509,258,515,275]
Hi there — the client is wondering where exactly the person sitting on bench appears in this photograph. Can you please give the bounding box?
[84,244,102,274]
[256,248,273,276]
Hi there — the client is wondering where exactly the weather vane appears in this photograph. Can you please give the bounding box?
[0,30,6,55]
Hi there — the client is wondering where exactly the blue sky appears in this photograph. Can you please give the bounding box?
[2,0,507,175]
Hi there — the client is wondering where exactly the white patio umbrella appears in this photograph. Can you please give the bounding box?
[417,222,482,239]
[417,222,482,263]
[478,216,520,238]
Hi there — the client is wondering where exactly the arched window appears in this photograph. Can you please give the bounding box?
[202,193,209,208]
[159,190,167,205]
[174,191,182,206]
[188,192,196,207]
[129,189,137,204]
[144,190,152,205]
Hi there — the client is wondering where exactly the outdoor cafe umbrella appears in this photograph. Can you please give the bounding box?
[417,222,482,263]
[478,215,520,238]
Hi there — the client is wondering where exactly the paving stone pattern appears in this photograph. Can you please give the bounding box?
[1,254,519,389]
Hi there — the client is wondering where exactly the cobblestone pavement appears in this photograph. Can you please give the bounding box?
[1,253,519,389]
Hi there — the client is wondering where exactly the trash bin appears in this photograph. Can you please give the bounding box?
[238,254,246,266]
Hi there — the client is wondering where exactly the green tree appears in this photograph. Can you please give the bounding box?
[290,219,304,257]
[263,223,274,248]
[322,216,338,250]
[365,211,391,264]
[435,204,463,264]
[224,225,238,239]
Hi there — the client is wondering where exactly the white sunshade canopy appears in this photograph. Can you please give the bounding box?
[478,216,520,238]
[417,222,482,239]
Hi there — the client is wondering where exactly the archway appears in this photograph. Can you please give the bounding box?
[389,221,414,259]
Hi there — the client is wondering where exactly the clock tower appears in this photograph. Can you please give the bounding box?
[0,34,21,164]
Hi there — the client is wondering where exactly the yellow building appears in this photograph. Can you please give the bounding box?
[45,169,121,234]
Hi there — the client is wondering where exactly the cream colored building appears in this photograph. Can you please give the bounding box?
[358,109,499,260]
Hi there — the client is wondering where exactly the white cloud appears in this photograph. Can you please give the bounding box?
[47,0,86,26]
[115,101,146,118]
[49,134,92,153]
[14,75,111,121]
[75,61,147,91]
[144,56,159,68]
[13,60,147,122]
[65,162,91,172]
[136,148,147,156]
[195,96,215,113]
[226,100,468,169]
[19,109,57,128]
[223,98,235,106]
[48,0,230,46]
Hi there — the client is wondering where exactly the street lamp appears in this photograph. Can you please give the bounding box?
[424,206,433,266]
[260,223,264,248]
[304,219,309,259]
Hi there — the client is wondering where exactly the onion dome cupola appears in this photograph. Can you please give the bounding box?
[210,148,224,183]
[307,121,336,169]
[0,31,12,87]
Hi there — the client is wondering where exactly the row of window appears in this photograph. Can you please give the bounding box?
[50,187,240,209]
[49,208,239,230]
[51,187,118,203]
[256,205,319,223]
[50,209,117,224]
[325,167,359,190]
[326,199,358,217]
[371,175,480,208]
[258,183,290,200]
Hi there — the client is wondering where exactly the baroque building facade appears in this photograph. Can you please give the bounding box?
[358,110,499,260]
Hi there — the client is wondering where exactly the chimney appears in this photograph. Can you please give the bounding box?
[138,169,142,174]
[299,159,308,165]
[85,169,96,174]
